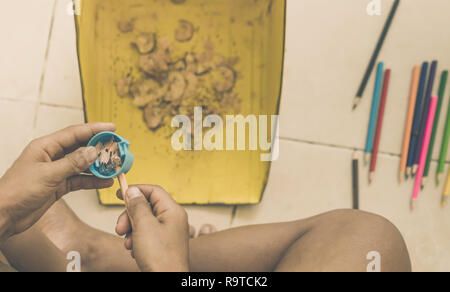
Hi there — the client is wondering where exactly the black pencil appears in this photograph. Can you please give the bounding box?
[353,0,400,110]
[352,151,359,210]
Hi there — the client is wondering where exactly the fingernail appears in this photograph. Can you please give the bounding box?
[126,186,142,201]
[85,146,98,163]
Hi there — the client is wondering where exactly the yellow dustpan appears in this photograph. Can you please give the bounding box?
[75,0,286,205]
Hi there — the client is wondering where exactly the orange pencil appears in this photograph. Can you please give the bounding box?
[399,66,420,183]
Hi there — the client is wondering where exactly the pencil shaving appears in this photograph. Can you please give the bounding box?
[95,139,123,175]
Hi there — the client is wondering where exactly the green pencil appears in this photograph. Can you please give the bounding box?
[437,87,450,186]
[422,71,448,188]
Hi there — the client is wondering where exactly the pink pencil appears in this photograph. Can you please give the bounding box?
[412,97,438,209]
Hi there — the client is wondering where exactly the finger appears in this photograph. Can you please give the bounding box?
[40,123,116,159]
[133,185,179,208]
[116,210,131,236]
[50,147,98,182]
[67,176,114,192]
[125,186,157,229]
[124,235,133,250]
[132,185,184,223]
[116,188,124,201]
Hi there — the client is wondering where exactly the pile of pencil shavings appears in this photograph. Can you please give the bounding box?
[115,17,241,133]
[94,138,123,176]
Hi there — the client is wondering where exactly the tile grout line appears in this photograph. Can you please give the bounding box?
[279,136,450,164]
[39,101,84,111]
[32,0,58,130]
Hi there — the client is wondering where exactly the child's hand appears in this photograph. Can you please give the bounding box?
[0,123,115,241]
[115,185,190,272]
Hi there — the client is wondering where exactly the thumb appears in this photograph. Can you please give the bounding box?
[51,146,98,181]
[126,186,155,229]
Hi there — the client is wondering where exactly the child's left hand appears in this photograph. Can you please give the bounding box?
[0,123,115,241]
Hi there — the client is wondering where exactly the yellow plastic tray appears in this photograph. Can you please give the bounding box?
[75,0,286,205]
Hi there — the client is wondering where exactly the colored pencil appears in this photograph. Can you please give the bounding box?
[353,0,400,110]
[364,62,384,165]
[399,66,420,183]
[437,94,450,186]
[369,69,391,184]
[442,170,450,207]
[352,151,359,210]
[406,62,429,177]
[422,71,448,188]
[413,61,438,175]
[412,97,438,210]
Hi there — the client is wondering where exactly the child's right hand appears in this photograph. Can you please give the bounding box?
[115,185,190,272]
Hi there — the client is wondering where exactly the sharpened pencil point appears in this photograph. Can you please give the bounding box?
[411,199,417,211]
[399,171,404,184]
[352,97,361,111]
[364,153,371,166]
[421,177,427,190]
[369,172,374,184]
[412,164,418,175]
[437,174,442,186]
[406,167,411,178]
[442,199,447,208]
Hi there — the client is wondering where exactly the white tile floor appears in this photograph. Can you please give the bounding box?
[0,0,449,272]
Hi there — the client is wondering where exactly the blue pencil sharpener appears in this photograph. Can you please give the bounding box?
[87,132,134,179]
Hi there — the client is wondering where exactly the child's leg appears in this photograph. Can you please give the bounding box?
[1,227,66,272]
[3,203,410,272]
[189,209,411,272]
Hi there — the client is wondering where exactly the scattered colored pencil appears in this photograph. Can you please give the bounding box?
[413,61,438,175]
[364,62,384,165]
[399,66,420,183]
[369,69,391,184]
[412,97,438,210]
[353,0,400,110]
[422,70,448,188]
[352,151,359,210]
[437,96,450,186]
[406,62,429,178]
[442,171,450,207]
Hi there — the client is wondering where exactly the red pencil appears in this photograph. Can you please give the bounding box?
[369,69,391,184]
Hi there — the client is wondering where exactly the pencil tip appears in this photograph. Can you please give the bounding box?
[412,165,418,175]
[352,98,360,110]
[399,172,404,183]
[364,153,371,165]
[411,199,416,211]
[437,174,442,186]
[421,177,427,190]
[369,172,374,184]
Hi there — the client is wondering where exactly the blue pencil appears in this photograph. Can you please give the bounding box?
[406,62,429,178]
[364,62,384,164]
[413,60,438,174]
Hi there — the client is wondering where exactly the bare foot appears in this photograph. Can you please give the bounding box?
[35,200,86,253]
[197,224,218,237]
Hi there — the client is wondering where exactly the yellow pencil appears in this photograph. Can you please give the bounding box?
[442,170,450,207]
